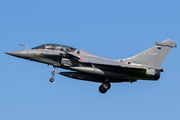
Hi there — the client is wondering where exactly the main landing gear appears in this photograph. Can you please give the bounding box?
[49,67,58,82]
[99,82,111,94]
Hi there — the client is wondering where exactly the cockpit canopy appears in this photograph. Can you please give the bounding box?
[32,44,76,52]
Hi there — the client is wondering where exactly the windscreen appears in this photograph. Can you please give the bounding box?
[32,44,45,49]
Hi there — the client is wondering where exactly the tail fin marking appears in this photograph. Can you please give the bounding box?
[125,39,177,67]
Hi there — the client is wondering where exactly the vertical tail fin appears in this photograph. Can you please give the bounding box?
[126,39,177,67]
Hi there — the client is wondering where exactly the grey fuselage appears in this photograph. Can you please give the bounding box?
[5,44,163,83]
[5,40,177,93]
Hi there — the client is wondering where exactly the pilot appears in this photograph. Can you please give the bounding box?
[70,48,74,52]
[52,45,56,50]
[47,44,51,50]
[66,47,70,52]
[60,47,64,51]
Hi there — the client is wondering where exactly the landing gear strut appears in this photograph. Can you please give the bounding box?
[49,67,58,82]
[99,82,111,94]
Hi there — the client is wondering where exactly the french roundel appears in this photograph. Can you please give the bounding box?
[79,56,84,61]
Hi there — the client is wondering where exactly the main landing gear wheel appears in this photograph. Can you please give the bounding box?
[99,82,111,94]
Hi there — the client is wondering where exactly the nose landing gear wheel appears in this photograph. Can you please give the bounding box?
[49,66,57,82]
[49,78,54,82]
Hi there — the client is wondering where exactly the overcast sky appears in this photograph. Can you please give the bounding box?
[1,0,180,120]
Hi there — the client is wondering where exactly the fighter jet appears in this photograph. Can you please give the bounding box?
[5,40,177,93]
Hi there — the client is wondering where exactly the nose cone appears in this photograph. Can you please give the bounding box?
[5,51,22,57]
[5,50,29,59]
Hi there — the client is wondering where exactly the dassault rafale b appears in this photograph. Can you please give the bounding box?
[5,40,177,93]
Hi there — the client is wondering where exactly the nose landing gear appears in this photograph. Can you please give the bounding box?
[49,67,58,82]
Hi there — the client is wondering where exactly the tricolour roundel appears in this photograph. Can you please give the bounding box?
[79,56,84,61]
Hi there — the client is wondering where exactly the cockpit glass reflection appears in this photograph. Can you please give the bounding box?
[32,44,76,52]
